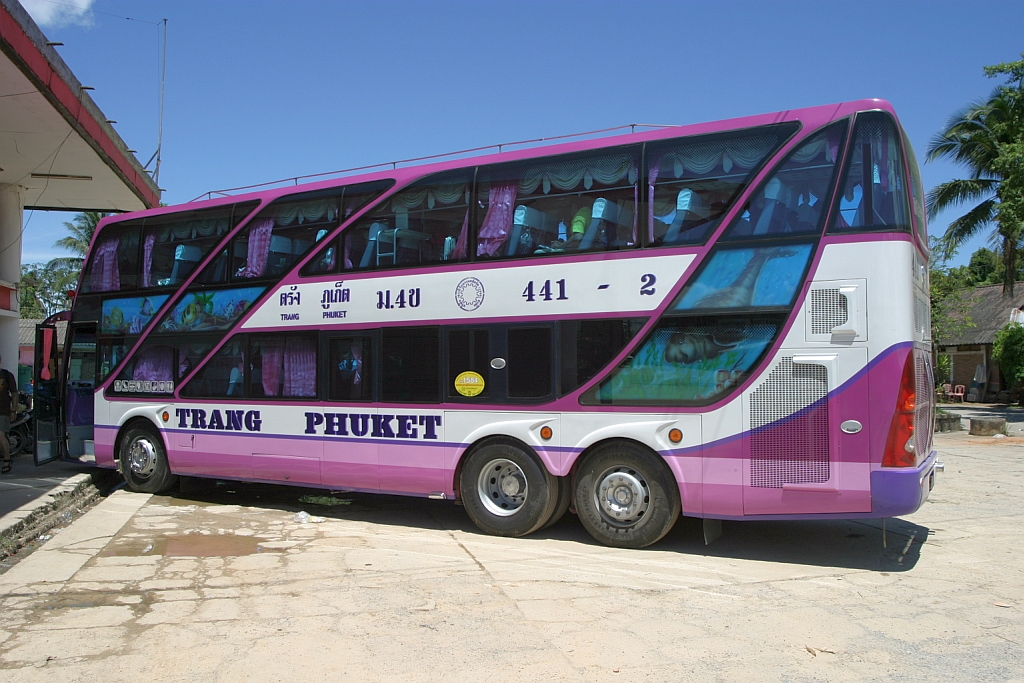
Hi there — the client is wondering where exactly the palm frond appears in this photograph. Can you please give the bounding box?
[938,198,998,258]
[926,178,998,218]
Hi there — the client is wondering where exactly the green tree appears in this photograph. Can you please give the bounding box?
[927,54,1024,294]
[994,323,1024,401]
[19,261,79,319]
[929,241,975,344]
[47,210,105,294]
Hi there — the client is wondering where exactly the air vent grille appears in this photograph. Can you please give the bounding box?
[750,358,829,488]
[914,353,933,457]
[809,289,849,334]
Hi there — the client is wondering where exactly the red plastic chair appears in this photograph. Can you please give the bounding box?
[951,385,966,402]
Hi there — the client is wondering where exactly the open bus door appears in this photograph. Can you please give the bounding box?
[33,321,64,466]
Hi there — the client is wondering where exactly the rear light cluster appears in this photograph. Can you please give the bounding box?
[883,352,918,467]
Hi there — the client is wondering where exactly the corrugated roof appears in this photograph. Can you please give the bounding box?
[18,319,67,346]
[937,282,1024,346]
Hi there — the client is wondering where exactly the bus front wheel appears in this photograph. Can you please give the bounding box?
[574,442,680,549]
[460,440,559,537]
[119,425,177,494]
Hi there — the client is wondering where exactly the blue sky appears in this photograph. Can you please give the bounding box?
[18,0,1024,268]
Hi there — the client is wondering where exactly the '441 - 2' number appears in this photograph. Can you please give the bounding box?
[522,279,568,302]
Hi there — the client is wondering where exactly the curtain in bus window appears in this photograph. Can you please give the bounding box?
[646,125,797,247]
[90,238,120,292]
[283,336,316,397]
[132,345,174,383]
[237,219,274,278]
[141,234,156,287]
[476,181,518,257]
[724,121,847,239]
[831,113,911,232]
[260,338,283,397]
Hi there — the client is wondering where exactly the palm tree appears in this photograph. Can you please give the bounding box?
[927,56,1024,295]
[47,211,105,293]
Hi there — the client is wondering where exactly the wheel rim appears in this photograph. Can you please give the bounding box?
[594,466,650,528]
[477,458,528,517]
[127,437,158,479]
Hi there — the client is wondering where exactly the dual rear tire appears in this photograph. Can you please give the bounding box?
[460,438,679,548]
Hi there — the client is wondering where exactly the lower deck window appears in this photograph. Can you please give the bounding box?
[508,327,551,399]
[382,327,439,403]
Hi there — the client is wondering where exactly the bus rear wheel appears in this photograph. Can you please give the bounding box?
[574,442,680,549]
[119,425,177,494]
[460,440,558,537]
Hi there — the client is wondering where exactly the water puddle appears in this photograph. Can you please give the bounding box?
[102,534,278,557]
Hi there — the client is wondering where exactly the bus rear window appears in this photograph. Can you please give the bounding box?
[830,112,912,233]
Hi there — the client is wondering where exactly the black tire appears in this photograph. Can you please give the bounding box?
[460,439,559,537]
[7,429,24,456]
[574,441,680,549]
[119,425,177,494]
[541,474,572,530]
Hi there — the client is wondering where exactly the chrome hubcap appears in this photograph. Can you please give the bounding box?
[595,467,649,527]
[478,458,527,517]
[128,438,158,478]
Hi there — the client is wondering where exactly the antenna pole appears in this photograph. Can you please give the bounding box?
[154,18,167,188]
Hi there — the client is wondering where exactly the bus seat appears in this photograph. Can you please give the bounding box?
[579,198,632,250]
[359,222,388,268]
[508,205,559,256]
[751,178,793,234]
[291,239,313,255]
[266,235,294,275]
[377,228,431,266]
[161,244,203,285]
[664,189,710,243]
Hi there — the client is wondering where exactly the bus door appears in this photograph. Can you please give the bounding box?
[64,324,97,462]
[742,349,872,515]
[33,323,63,466]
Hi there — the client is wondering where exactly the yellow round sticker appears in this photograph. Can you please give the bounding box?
[454,371,485,397]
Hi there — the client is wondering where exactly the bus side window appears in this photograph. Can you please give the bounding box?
[724,121,848,239]
[337,173,472,272]
[381,327,440,403]
[559,318,647,395]
[328,336,373,402]
[830,112,912,233]
[181,338,246,398]
[80,221,142,293]
[475,147,641,260]
[507,327,552,399]
[447,329,490,400]
[647,124,798,247]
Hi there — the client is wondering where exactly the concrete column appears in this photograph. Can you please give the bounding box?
[0,184,23,376]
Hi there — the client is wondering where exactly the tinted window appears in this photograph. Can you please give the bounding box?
[901,128,927,241]
[109,337,219,396]
[80,221,141,293]
[382,327,439,402]
[140,202,257,289]
[181,337,245,398]
[329,172,471,273]
[725,121,847,239]
[647,124,797,247]
[328,336,373,401]
[448,329,490,399]
[830,112,911,233]
[584,314,784,406]
[249,334,318,398]
[559,318,646,395]
[508,327,551,399]
[476,147,640,259]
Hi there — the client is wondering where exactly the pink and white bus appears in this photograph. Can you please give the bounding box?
[35,100,937,548]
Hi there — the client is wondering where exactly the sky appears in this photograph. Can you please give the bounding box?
[15,0,1024,268]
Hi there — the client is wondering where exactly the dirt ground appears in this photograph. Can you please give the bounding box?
[0,430,1021,682]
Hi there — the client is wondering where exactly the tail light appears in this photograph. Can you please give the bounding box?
[883,351,917,467]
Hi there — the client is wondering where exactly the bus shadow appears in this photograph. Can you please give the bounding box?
[168,479,927,573]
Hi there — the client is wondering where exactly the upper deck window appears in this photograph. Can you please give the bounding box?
[201,180,392,283]
[306,172,471,275]
[647,124,798,247]
[80,202,258,295]
[724,121,847,239]
[829,112,911,233]
[474,146,641,259]
[901,128,928,242]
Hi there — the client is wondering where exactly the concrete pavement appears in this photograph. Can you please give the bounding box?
[0,431,1021,682]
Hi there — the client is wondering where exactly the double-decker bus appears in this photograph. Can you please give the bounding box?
[34,100,937,548]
